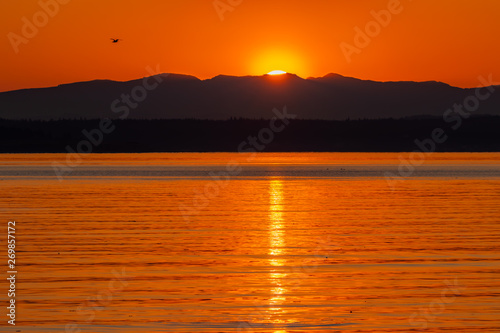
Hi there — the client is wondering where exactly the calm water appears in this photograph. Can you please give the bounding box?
[1,153,500,332]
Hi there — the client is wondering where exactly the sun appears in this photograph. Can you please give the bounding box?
[267,70,287,75]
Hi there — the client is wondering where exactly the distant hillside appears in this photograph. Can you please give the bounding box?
[0,73,499,120]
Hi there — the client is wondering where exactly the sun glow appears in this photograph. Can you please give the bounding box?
[267,70,287,75]
[250,48,307,78]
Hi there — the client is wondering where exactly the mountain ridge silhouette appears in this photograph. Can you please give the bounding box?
[1,73,498,120]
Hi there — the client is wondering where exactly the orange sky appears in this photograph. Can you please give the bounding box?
[1,0,500,92]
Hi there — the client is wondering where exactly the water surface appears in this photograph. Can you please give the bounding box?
[1,153,499,332]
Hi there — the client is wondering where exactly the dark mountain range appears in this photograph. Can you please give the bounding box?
[1,73,499,120]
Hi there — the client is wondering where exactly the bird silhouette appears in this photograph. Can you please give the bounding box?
[110,38,122,43]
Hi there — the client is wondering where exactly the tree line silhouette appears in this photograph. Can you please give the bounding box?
[1,116,500,152]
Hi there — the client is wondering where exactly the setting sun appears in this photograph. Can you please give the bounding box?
[267,70,287,75]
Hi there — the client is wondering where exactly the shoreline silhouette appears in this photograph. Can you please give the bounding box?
[1,116,499,153]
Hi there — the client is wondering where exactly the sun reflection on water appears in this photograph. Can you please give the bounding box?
[268,178,289,330]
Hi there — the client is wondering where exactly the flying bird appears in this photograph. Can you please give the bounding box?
[110,38,122,43]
